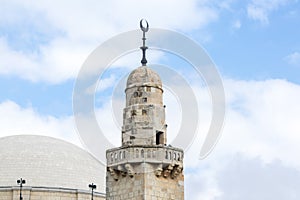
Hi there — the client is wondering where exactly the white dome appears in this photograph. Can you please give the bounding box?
[0,135,105,192]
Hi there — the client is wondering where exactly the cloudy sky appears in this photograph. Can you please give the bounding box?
[1,0,300,199]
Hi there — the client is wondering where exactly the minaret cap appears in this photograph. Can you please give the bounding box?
[126,66,162,89]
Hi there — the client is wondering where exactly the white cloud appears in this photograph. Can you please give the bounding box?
[0,100,80,147]
[220,79,300,167]
[97,74,116,92]
[285,51,300,67]
[247,0,291,24]
[0,36,90,83]
[215,156,300,200]
[89,74,300,199]
[186,154,300,200]
[1,76,300,199]
[247,4,269,24]
[1,1,299,198]
[85,74,117,95]
[0,0,218,84]
[184,78,300,199]
[232,19,241,29]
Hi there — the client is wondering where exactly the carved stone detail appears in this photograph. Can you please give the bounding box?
[155,164,163,177]
[108,167,119,181]
[125,164,134,177]
[159,164,183,179]
[171,164,183,179]
[163,164,174,178]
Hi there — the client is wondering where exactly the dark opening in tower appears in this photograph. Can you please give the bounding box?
[156,131,164,145]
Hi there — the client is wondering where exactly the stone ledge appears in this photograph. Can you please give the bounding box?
[0,186,105,197]
[107,145,184,167]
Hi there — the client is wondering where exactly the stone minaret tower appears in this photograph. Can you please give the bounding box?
[106,20,184,200]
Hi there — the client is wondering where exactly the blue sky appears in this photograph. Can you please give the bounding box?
[206,1,300,83]
[1,0,300,199]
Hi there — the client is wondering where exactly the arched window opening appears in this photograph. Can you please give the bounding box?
[156,131,164,145]
[136,149,139,158]
[141,149,144,158]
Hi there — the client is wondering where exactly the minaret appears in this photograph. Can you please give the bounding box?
[106,20,184,200]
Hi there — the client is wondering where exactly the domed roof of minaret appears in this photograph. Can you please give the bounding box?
[126,66,162,89]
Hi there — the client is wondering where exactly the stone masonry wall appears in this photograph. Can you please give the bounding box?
[106,163,184,200]
[106,172,145,200]
[144,171,184,200]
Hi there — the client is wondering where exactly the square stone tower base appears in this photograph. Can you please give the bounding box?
[106,162,184,200]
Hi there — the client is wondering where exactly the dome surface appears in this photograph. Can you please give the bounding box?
[0,135,105,192]
[126,66,162,89]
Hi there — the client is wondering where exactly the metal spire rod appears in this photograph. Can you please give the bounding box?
[140,19,149,66]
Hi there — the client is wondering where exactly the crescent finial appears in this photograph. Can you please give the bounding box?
[140,19,149,32]
[140,19,149,66]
